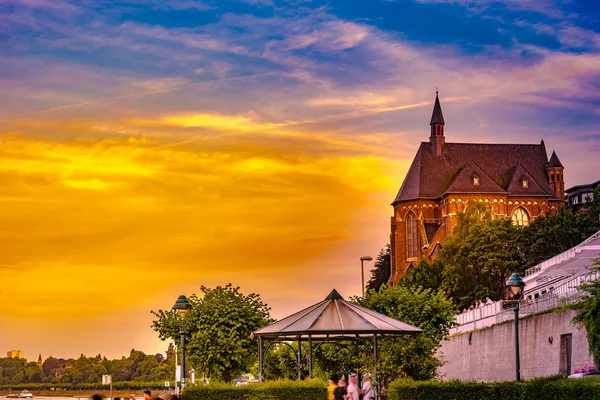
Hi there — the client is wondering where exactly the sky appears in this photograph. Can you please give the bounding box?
[0,0,599,360]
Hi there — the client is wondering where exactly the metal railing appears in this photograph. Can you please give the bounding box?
[451,271,598,334]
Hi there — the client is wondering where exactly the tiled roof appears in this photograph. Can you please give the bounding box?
[505,163,550,196]
[393,141,558,203]
[444,160,506,194]
[424,222,441,243]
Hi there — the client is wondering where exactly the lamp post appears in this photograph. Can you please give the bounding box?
[172,295,192,390]
[506,273,526,381]
[360,256,373,298]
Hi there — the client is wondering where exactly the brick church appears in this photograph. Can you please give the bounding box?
[389,92,565,284]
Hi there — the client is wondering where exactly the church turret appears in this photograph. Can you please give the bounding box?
[547,150,565,200]
[430,90,445,157]
[38,354,43,368]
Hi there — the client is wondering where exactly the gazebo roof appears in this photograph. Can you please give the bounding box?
[252,289,422,341]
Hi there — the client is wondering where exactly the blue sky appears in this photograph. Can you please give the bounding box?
[0,0,599,358]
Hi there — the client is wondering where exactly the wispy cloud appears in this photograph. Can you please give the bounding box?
[1,0,600,359]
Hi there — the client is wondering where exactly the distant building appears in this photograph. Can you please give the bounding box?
[7,350,24,359]
[389,92,565,284]
[38,354,43,368]
[565,179,599,211]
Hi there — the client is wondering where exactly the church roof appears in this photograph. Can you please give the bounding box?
[547,151,564,168]
[393,142,558,203]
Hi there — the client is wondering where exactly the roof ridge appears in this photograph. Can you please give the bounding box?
[337,300,377,330]
[446,142,543,147]
[343,301,421,331]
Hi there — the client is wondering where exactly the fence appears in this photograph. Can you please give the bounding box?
[450,271,598,334]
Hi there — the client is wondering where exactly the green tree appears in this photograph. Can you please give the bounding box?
[573,258,600,368]
[366,245,391,292]
[151,284,273,382]
[440,202,525,309]
[356,285,456,381]
[523,196,600,269]
[42,357,60,377]
[263,344,300,381]
[400,259,444,292]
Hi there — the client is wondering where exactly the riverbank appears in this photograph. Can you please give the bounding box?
[0,390,175,398]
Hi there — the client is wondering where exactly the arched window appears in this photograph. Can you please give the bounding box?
[406,212,418,258]
[511,207,529,227]
[521,176,529,188]
[472,173,480,186]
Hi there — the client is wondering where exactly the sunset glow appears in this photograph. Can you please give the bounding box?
[0,0,599,360]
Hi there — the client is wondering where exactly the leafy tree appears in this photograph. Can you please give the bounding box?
[356,285,456,381]
[42,357,60,376]
[263,344,300,381]
[522,192,600,269]
[151,284,274,382]
[573,258,600,368]
[440,202,525,309]
[400,259,444,291]
[366,245,391,292]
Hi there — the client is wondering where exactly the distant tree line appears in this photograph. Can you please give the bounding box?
[0,347,175,386]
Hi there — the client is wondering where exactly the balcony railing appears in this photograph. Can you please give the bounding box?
[450,271,598,334]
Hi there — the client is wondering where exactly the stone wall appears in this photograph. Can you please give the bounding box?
[439,308,594,381]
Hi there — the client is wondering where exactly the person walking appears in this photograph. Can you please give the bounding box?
[347,374,360,400]
[328,379,337,400]
[360,374,375,400]
[333,379,348,400]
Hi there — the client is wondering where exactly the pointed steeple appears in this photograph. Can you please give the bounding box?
[546,150,565,200]
[429,90,445,157]
[430,90,445,126]
[548,151,563,168]
[325,289,343,300]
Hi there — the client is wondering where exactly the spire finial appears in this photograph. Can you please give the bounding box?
[436,87,438,95]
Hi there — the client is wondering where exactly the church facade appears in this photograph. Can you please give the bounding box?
[389,93,565,284]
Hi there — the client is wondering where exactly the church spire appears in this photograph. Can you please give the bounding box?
[430,90,445,126]
[429,90,445,157]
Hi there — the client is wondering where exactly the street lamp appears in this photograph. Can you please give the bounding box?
[506,273,526,381]
[172,295,192,390]
[360,256,373,298]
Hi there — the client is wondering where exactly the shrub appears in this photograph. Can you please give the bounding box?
[183,379,327,400]
[388,377,600,400]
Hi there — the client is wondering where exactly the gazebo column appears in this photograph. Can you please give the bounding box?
[297,339,302,380]
[258,336,264,382]
[308,335,313,379]
[373,335,378,400]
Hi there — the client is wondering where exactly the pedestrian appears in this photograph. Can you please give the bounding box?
[333,379,347,400]
[485,297,493,305]
[92,395,102,400]
[328,379,337,400]
[143,391,152,400]
[347,374,360,400]
[360,374,375,400]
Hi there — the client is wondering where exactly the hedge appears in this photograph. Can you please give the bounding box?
[0,382,171,390]
[183,379,327,400]
[388,377,600,400]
